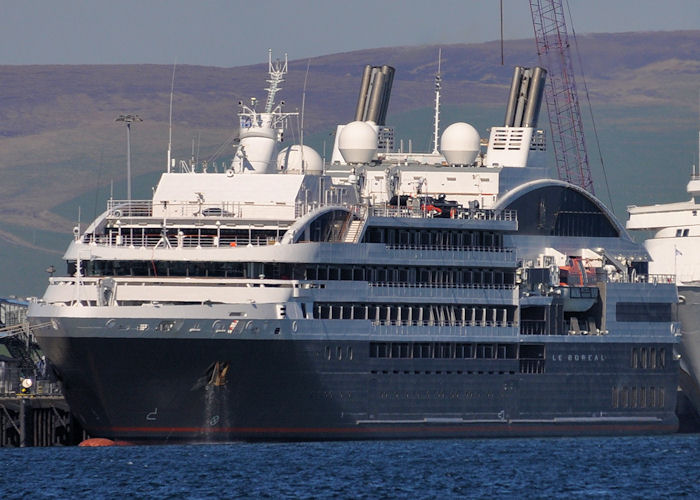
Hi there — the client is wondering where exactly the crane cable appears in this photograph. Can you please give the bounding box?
[565,0,614,214]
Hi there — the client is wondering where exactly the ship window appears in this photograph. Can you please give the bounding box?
[505,185,619,237]
[676,229,683,237]
[456,343,474,359]
[659,387,665,408]
[631,348,639,368]
[683,229,690,237]
[413,343,432,358]
[497,344,517,359]
[391,343,411,358]
[640,386,646,408]
[612,387,619,408]
[353,267,365,280]
[660,348,666,369]
[650,348,657,369]
[641,348,648,369]
[476,344,495,359]
[616,303,672,322]
[435,343,452,358]
[519,344,545,359]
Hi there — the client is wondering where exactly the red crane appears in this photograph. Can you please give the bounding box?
[529,0,594,194]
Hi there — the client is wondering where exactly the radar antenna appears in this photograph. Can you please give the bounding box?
[264,49,288,113]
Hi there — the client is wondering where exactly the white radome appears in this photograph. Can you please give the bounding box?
[277,145,323,174]
[338,121,378,164]
[441,122,481,165]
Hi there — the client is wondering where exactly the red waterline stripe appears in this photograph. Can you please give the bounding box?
[100,422,675,435]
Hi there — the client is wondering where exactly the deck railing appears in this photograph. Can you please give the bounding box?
[369,205,517,221]
[84,232,281,248]
[385,243,514,253]
[369,282,516,290]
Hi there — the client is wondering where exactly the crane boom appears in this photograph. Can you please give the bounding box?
[529,0,594,194]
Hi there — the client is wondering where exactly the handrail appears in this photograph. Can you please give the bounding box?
[368,282,516,290]
[371,319,517,328]
[385,244,514,253]
[369,206,517,221]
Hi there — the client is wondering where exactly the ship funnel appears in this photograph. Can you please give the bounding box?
[353,64,395,126]
[523,66,546,127]
[504,66,547,128]
[378,65,395,125]
[365,69,386,124]
[354,65,373,122]
[504,67,523,127]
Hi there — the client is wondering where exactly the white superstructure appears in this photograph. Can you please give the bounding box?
[627,135,700,284]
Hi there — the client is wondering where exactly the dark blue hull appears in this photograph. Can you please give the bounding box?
[37,335,679,442]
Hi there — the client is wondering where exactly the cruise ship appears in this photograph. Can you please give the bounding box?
[627,132,700,425]
[28,56,680,442]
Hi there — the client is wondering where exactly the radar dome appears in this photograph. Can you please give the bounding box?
[277,145,323,174]
[338,121,377,164]
[440,122,481,165]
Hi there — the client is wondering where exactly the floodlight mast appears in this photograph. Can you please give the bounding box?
[115,114,143,204]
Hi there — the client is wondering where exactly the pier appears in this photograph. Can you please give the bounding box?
[1,297,86,447]
[0,394,85,447]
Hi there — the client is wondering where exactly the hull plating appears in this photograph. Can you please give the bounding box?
[35,321,678,442]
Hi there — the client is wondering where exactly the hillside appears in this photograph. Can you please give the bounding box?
[0,31,698,296]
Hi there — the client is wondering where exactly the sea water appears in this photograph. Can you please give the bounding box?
[1,435,699,499]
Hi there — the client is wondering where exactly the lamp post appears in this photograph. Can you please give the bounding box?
[116,114,143,204]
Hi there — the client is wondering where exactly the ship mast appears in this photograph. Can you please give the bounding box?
[264,49,288,113]
[432,48,442,155]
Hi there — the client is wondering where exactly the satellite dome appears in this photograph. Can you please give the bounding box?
[440,122,481,165]
[277,145,323,174]
[338,121,377,164]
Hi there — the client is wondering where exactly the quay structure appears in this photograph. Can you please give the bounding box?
[0,297,85,446]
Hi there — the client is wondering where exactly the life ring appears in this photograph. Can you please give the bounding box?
[113,209,122,218]
[226,169,234,177]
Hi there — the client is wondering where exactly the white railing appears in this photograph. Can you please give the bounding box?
[385,244,514,253]
[369,282,516,290]
[371,319,517,328]
[369,206,517,222]
[105,199,362,221]
[83,233,282,248]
